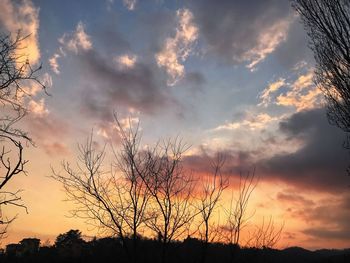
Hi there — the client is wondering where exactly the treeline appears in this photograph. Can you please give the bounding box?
[1,229,349,263]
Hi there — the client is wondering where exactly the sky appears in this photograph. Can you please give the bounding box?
[0,0,350,250]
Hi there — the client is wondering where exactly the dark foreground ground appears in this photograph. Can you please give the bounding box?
[1,236,349,263]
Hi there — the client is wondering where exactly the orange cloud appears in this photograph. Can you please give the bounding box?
[49,53,61,74]
[259,78,286,106]
[43,142,70,156]
[260,71,323,111]
[156,9,198,85]
[0,0,40,65]
[213,113,280,131]
[276,71,323,111]
[114,54,138,70]
[245,18,291,70]
[27,98,49,116]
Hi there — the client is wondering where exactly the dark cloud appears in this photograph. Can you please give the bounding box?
[183,148,256,177]
[273,18,314,69]
[184,108,349,193]
[297,194,350,241]
[183,72,206,86]
[136,9,177,54]
[259,108,349,192]
[77,50,177,121]
[186,0,292,65]
[25,113,71,156]
[92,20,131,55]
[42,142,70,156]
[276,192,315,206]
[179,71,206,94]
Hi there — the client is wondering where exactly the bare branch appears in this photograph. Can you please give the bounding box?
[245,216,284,249]
[222,169,258,246]
[0,31,46,239]
[291,0,350,171]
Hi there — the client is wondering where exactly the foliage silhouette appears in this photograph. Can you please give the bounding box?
[1,231,349,263]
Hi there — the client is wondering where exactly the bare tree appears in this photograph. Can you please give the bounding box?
[246,217,284,249]
[52,134,132,258]
[222,170,257,262]
[0,32,45,239]
[197,154,228,263]
[53,115,155,262]
[223,170,257,246]
[139,138,195,263]
[113,116,151,259]
[291,1,350,151]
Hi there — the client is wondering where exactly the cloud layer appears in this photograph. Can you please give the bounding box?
[186,0,293,69]
[79,50,174,120]
[259,108,349,192]
[0,0,40,64]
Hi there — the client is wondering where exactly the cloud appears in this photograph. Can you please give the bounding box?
[59,22,92,53]
[91,16,130,55]
[96,113,140,144]
[16,72,52,102]
[176,71,206,94]
[49,53,60,74]
[0,0,40,64]
[25,112,70,156]
[78,50,176,121]
[291,70,314,90]
[259,71,323,111]
[213,113,280,131]
[43,142,70,156]
[96,121,117,140]
[276,191,315,207]
[273,19,314,70]
[49,21,93,74]
[245,19,291,70]
[187,0,293,69]
[52,19,181,121]
[114,54,137,69]
[259,78,286,106]
[183,72,205,85]
[182,145,262,180]
[191,107,349,193]
[27,98,49,116]
[293,194,350,241]
[275,190,350,244]
[156,8,198,86]
[258,108,349,192]
[123,0,137,11]
[276,72,323,111]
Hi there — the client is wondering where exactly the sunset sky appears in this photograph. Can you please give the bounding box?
[1,0,350,250]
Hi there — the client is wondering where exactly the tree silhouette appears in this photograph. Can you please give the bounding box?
[52,119,198,263]
[0,32,46,240]
[223,170,257,263]
[246,217,284,249]
[112,115,151,262]
[197,154,228,263]
[139,137,195,263]
[55,229,85,259]
[2,232,349,263]
[52,133,132,259]
[55,229,84,248]
[291,0,350,158]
